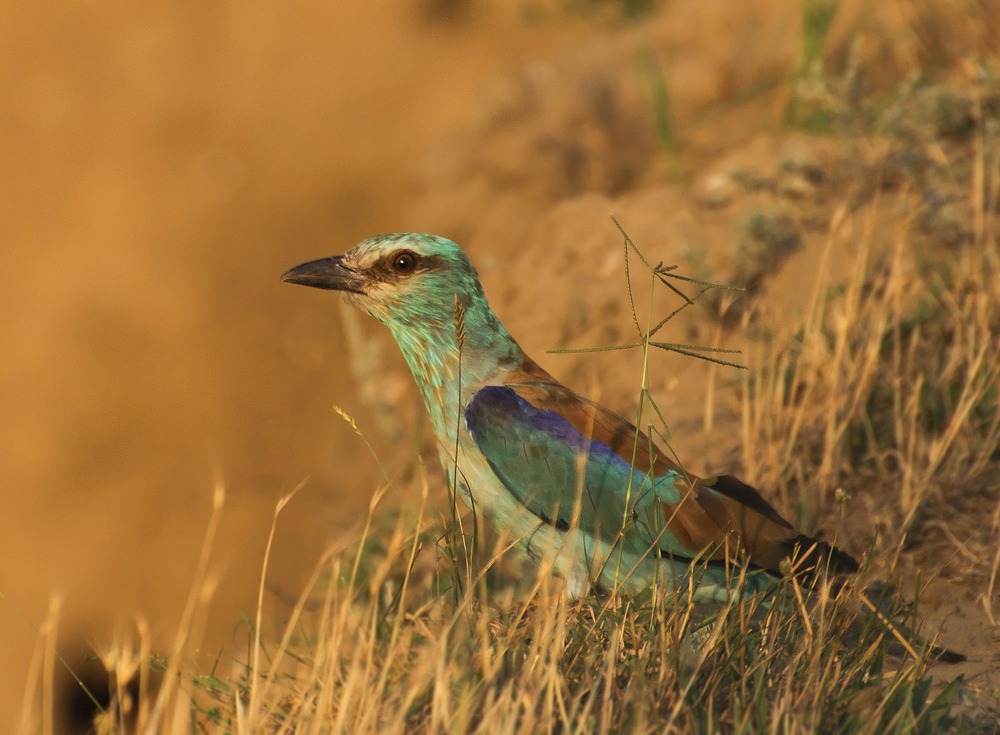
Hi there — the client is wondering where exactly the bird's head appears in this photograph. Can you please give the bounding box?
[281,233,488,336]
[283,233,529,426]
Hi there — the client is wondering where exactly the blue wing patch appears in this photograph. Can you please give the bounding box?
[464,385,680,548]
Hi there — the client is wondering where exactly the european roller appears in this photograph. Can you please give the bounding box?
[282,233,859,601]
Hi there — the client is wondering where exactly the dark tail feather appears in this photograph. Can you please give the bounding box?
[785,534,861,576]
[708,475,860,577]
[860,584,967,664]
[929,644,967,664]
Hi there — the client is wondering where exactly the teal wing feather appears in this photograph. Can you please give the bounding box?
[464,383,858,576]
[465,385,697,561]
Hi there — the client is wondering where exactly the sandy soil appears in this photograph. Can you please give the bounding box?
[2,0,997,729]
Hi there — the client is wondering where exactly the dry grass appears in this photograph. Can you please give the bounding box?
[28,201,997,733]
[56,495,970,735]
[740,215,1000,532]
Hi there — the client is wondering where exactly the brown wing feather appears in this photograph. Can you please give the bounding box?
[502,364,857,576]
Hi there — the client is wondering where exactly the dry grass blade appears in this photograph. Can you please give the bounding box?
[551,217,747,373]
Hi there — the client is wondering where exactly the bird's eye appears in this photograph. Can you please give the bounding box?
[391,251,418,274]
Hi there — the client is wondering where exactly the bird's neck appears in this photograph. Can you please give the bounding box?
[387,301,526,443]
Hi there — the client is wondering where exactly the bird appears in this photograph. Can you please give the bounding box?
[281,233,859,602]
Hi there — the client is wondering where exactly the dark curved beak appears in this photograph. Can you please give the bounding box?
[281,256,366,294]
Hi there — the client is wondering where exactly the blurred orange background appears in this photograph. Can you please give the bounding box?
[0,2,599,727]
